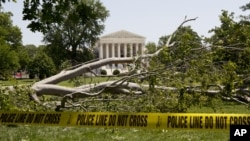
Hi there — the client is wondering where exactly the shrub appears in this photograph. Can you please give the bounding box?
[39,74,46,80]
[29,73,35,79]
[113,69,120,75]
[100,69,107,75]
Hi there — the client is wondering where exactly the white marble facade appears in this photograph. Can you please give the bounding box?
[96,30,145,75]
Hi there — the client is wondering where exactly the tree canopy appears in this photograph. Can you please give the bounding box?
[0,11,22,49]
[208,10,250,75]
[157,26,202,66]
[0,39,19,78]
[28,48,56,79]
[145,42,157,54]
[23,0,109,66]
[0,11,22,77]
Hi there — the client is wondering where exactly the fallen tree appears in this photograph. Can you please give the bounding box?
[5,17,249,111]
[29,17,197,101]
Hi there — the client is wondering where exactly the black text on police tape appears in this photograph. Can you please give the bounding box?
[76,114,148,127]
[0,113,61,124]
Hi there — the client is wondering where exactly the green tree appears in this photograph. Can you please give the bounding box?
[0,11,24,76]
[16,44,39,72]
[145,42,157,54]
[157,26,202,65]
[23,0,78,33]
[208,10,250,74]
[28,50,56,79]
[24,44,38,58]
[158,35,168,48]
[143,25,215,111]
[17,46,29,71]
[23,0,109,65]
[0,11,22,50]
[0,39,19,78]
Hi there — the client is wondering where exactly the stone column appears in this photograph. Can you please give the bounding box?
[124,43,127,58]
[100,43,103,58]
[112,43,115,58]
[106,44,109,58]
[138,43,141,54]
[130,43,133,57]
[142,43,145,53]
[118,43,121,58]
[135,43,138,55]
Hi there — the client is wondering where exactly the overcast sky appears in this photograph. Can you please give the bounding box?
[2,0,250,46]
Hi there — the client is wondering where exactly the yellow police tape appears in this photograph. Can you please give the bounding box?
[0,112,250,130]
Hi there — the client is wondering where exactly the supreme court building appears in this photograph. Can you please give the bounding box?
[96,30,145,75]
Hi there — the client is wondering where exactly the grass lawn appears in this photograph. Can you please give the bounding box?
[0,126,229,141]
[0,79,37,86]
[58,76,119,87]
[0,76,119,87]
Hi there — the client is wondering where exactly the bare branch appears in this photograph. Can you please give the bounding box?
[166,17,198,47]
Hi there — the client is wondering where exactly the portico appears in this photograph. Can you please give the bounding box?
[96,30,145,75]
[99,43,144,58]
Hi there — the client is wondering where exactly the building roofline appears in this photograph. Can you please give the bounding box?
[101,30,145,39]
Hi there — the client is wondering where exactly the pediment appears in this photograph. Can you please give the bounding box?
[101,30,145,39]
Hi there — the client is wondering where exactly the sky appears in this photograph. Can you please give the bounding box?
[2,0,250,46]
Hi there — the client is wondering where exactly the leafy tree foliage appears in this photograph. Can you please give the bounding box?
[0,39,19,78]
[17,46,30,71]
[208,10,250,74]
[145,42,157,54]
[23,0,109,66]
[0,11,24,77]
[24,44,38,58]
[157,26,202,66]
[142,26,221,112]
[44,44,94,70]
[28,50,56,79]
[141,7,250,111]
[23,0,78,33]
[241,2,250,13]
[0,0,15,6]
[0,11,22,49]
